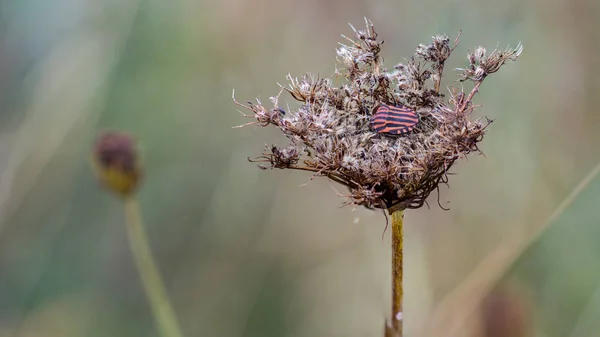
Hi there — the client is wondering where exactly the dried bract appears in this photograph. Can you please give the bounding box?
[234,18,521,211]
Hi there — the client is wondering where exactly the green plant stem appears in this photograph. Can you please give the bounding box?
[386,209,404,337]
[124,196,184,337]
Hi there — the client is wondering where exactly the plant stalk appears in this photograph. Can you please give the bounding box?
[386,209,404,337]
[124,196,184,337]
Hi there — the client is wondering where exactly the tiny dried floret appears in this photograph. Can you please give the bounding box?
[458,43,523,82]
[234,18,521,212]
[416,34,453,66]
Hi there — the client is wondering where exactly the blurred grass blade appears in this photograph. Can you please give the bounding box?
[568,280,600,337]
[418,161,600,337]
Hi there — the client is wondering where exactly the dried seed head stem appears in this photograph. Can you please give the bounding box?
[391,210,404,335]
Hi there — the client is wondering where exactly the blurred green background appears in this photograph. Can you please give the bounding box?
[0,0,599,336]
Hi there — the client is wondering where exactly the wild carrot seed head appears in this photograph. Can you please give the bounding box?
[234,18,521,211]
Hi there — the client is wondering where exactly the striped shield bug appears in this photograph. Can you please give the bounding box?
[370,103,419,135]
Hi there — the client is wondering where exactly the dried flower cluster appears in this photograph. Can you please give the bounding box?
[234,18,521,211]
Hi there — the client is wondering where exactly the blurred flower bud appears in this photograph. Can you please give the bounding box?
[92,131,143,197]
[482,283,533,337]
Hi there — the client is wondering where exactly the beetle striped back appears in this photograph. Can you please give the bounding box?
[370,104,419,135]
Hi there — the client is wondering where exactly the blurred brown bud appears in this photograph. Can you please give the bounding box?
[481,283,533,337]
[92,131,143,197]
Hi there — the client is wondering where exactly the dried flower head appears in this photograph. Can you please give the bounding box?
[92,131,143,197]
[234,18,521,212]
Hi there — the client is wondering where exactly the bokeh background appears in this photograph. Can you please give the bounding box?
[0,0,599,336]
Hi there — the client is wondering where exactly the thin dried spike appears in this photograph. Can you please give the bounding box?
[364,17,372,30]
[310,166,328,180]
[340,34,361,48]
[232,89,255,111]
[330,184,347,198]
[381,204,390,240]
[270,86,286,105]
[232,120,262,129]
[348,23,358,34]
[514,42,524,56]
[235,109,251,118]
[452,30,462,52]
[331,186,358,206]
[365,18,378,40]
[286,73,294,83]
[232,107,264,128]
